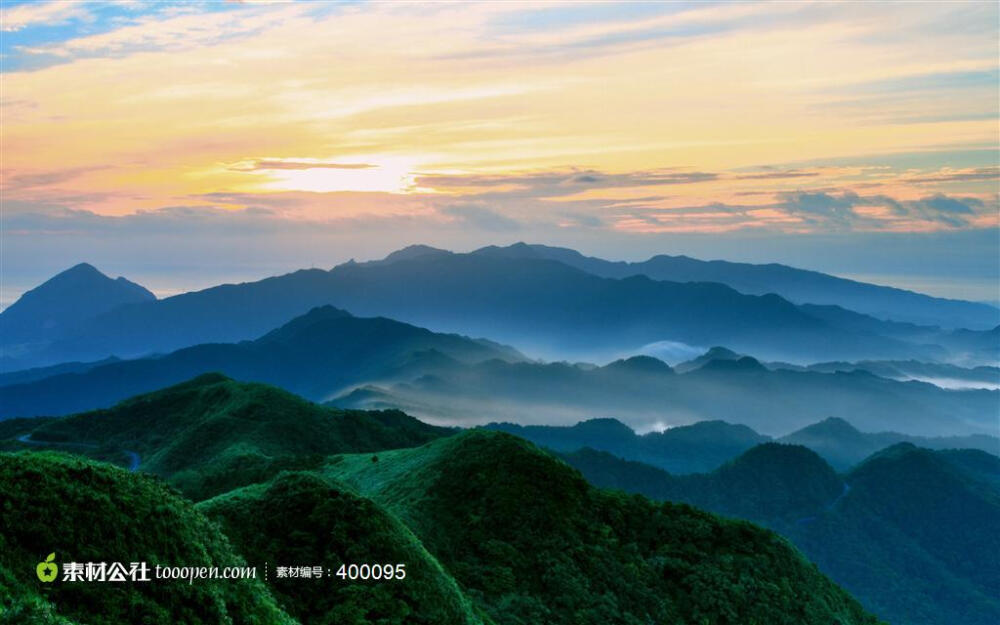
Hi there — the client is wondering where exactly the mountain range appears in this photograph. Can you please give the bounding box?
[0,375,880,625]
[332,349,997,437]
[0,305,521,419]
[487,416,999,473]
[3,244,997,370]
[465,242,999,329]
[2,307,995,439]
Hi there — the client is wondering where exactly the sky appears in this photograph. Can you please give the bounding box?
[2,0,998,306]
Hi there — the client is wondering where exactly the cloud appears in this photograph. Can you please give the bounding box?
[230,159,377,171]
[439,203,521,232]
[777,190,990,230]
[778,191,861,225]
[905,167,1000,184]
[416,169,718,197]
[1,165,111,191]
[1,1,90,32]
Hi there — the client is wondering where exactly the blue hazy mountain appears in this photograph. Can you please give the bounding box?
[486,415,999,474]
[779,416,1000,470]
[561,442,1000,625]
[332,351,998,437]
[4,246,985,370]
[485,418,769,474]
[470,242,1000,329]
[0,263,154,366]
[0,306,522,418]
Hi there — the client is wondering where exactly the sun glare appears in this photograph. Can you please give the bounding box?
[253,158,420,194]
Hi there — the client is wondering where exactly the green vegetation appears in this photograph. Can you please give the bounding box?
[325,430,880,625]
[561,441,1000,625]
[0,452,294,625]
[2,376,885,625]
[27,373,451,500]
[199,471,487,624]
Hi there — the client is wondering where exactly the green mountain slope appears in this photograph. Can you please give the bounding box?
[22,373,453,500]
[324,430,881,625]
[0,452,294,625]
[199,471,487,625]
[561,442,1000,625]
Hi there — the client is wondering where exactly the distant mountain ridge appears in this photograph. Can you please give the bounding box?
[486,415,999,473]
[466,242,999,329]
[5,245,994,370]
[0,305,522,418]
[332,348,998,437]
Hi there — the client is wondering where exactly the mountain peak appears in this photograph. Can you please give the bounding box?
[603,355,673,374]
[572,417,636,436]
[62,262,103,277]
[256,305,354,342]
[801,416,862,437]
[381,244,450,264]
[704,346,741,359]
[1,263,155,349]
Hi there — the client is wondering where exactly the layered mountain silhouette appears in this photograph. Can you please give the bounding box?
[486,418,769,474]
[6,246,995,369]
[0,306,521,419]
[486,415,999,473]
[332,349,998,437]
[4,312,994,438]
[779,416,1000,470]
[562,441,1000,625]
[1,376,881,625]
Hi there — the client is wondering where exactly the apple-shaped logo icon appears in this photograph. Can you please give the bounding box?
[36,553,58,583]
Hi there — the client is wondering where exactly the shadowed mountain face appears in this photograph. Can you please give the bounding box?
[6,246,992,370]
[472,242,1000,329]
[0,306,521,419]
[561,442,1000,625]
[1,378,881,625]
[0,263,154,364]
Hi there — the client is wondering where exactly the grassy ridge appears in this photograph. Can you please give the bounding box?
[325,431,881,625]
[3,376,885,624]
[0,452,295,625]
[199,471,488,625]
[28,373,451,500]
